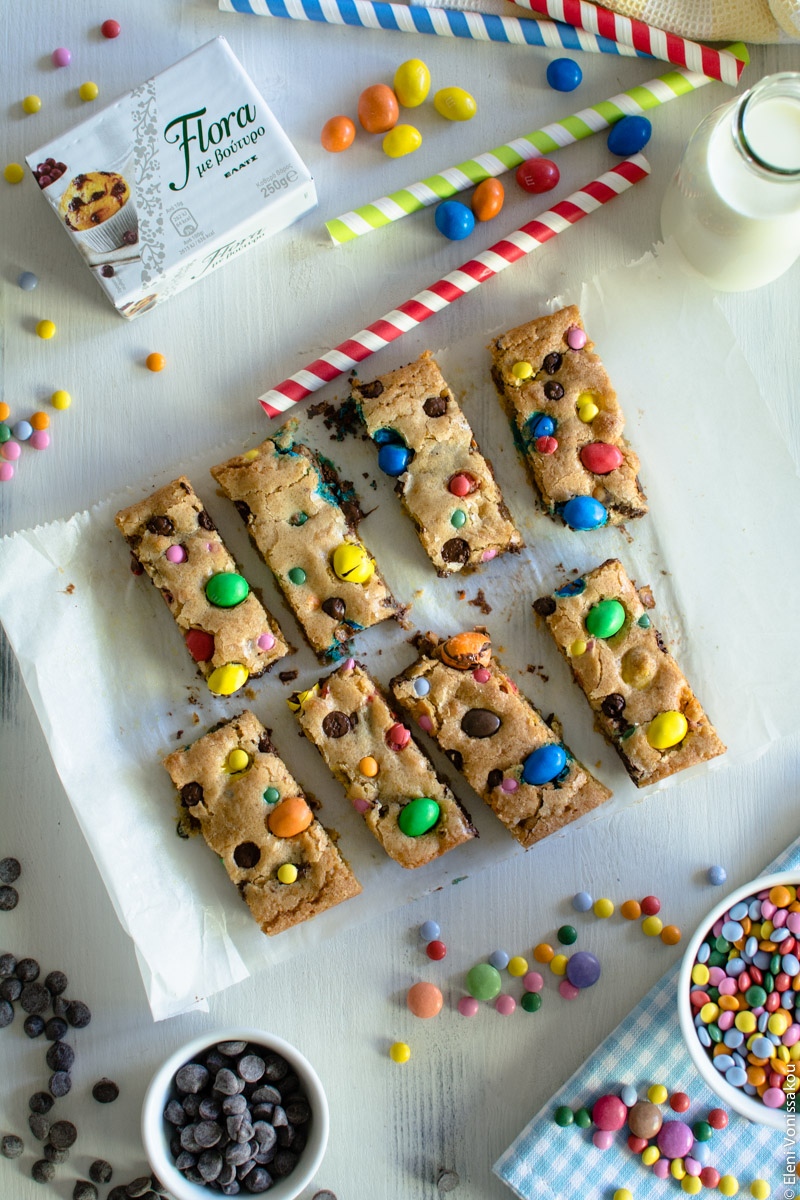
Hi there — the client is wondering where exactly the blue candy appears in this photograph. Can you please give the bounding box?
[698,1027,712,1047]
[555,578,586,597]
[754,950,772,969]
[727,957,746,975]
[522,743,566,786]
[713,1054,735,1073]
[435,200,475,241]
[724,1029,744,1048]
[692,1143,711,1166]
[721,920,743,941]
[751,1036,773,1058]
[413,678,430,697]
[749,899,763,919]
[489,949,510,970]
[607,115,652,157]
[546,57,582,92]
[17,271,38,291]
[529,414,555,440]
[378,442,412,476]
[572,891,593,912]
[697,943,710,964]
[732,1051,746,1068]
[726,1067,747,1088]
[561,496,608,531]
[620,1084,637,1108]
[757,1012,770,1033]
[729,902,749,921]
[744,1083,758,1095]
[373,427,400,445]
[12,420,32,442]
[745,936,758,958]
[566,951,601,989]
[707,865,727,886]
[419,920,440,941]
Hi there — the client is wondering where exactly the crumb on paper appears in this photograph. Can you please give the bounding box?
[175,730,183,740]
[526,664,549,682]
[468,589,492,615]
[192,713,200,724]
[279,669,299,683]
[61,583,75,595]
[414,589,425,598]
[243,687,257,701]
[456,590,466,601]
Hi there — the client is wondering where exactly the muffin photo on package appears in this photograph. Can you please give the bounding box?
[58,169,138,252]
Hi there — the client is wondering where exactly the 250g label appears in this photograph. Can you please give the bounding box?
[260,169,298,197]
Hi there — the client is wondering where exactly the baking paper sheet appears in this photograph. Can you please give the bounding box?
[1,247,798,1021]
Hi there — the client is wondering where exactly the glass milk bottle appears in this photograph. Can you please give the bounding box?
[661,73,800,291]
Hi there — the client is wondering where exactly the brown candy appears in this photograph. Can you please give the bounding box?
[627,1100,663,1140]
[440,632,491,671]
[460,709,501,739]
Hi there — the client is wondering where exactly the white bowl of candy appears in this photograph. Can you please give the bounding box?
[141,1027,329,1199]
[678,872,800,1131]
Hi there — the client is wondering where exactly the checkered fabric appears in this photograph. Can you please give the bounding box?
[494,838,800,1199]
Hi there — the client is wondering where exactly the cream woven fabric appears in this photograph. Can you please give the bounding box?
[599,0,800,43]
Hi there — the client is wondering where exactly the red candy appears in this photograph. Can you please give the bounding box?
[750,966,763,984]
[766,992,781,1012]
[641,895,661,916]
[516,158,560,194]
[669,1092,690,1113]
[386,722,410,750]
[627,1135,647,1153]
[776,973,791,992]
[738,971,752,992]
[579,442,624,475]
[101,18,121,37]
[690,990,711,1009]
[186,629,215,662]
[448,473,478,497]
[708,1108,728,1130]
[536,435,558,455]
[700,1168,721,1188]
[426,939,447,961]
[591,1095,627,1131]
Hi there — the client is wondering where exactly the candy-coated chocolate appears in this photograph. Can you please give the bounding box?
[572,891,593,912]
[533,943,554,963]
[0,463,14,482]
[287,567,306,585]
[458,995,479,1016]
[435,200,475,240]
[621,899,642,920]
[566,951,601,989]
[536,435,558,454]
[426,939,447,961]
[398,797,440,837]
[51,390,71,410]
[546,57,582,92]
[643,915,663,937]
[466,962,501,1000]
[516,158,559,194]
[521,991,542,1012]
[648,1085,668,1104]
[13,420,32,441]
[30,429,48,450]
[389,1042,410,1063]
[562,495,608,531]
[608,115,652,156]
[378,440,412,476]
[165,545,187,563]
[18,271,38,290]
[52,47,72,66]
[101,18,121,37]
[592,1094,627,1131]
[522,970,543,992]
[566,325,587,349]
[277,863,298,884]
[557,925,577,945]
[36,320,56,339]
[577,400,599,422]
[508,956,528,977]
[522,743,566,785]
[569,639,587,657]
[4,163,25,184]
[22,95,42,114]
[450,509,467,528]
[657,1120,694,1159]
[549,954,568,975]
[321,115,356,153]
[30,412,49,431]
[662,925,682,945]
[146,352,165,372]
[79,82,99,101]
[332,542,375,583]
[1,441,21,462]
[641,894,661,915]
[434,87,476,121]
[407,981,443,1018]
[413,677,430,696]
[594,898,614,918]
[580,442,624,475]
[511,361,532,381]
[386,722,410,749]
[419,919,439,940]
[393,58,430,107]
[226,748,250,773]
[205,572,249,608]
[448,473,477,497]
[593,1130,613,1150]
[495,993,516,1014]
[206,663,249,694]
[257,632,275,651]
[267,796,313,838]
[586,599,625,639]
[554,1105,573,1126]
[359,756,379,777]
[263,787,280,804]
[383,124,421,158]
[186,629,214,661]
[471,178,504,221]
[358,84,399,133]
[647,711,688,749]
[441,632,491,670]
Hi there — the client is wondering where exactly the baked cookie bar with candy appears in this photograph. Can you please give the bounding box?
[115,477,287,696]
[290,659,477,869]
[390,632,611,849]
[533,559,725,786]
[211,422,400,661]
[350,351,522,575]
[163,711,361,936]
[489,306,647,531]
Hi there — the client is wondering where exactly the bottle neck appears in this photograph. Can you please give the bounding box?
[732,73,800,182]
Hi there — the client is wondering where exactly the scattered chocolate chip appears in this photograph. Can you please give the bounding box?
[21,982,50,1014]
[197,509,215,532]
[543,381,564,401]
[28,1113,50,1141]
[48,1120,77,1149]
[108,1187,128,1200]
[180,782,204,808]
[126,1176,153,1197]
[89,1160,113,1184]
[1,1134,23,1158]
[655,630,668,654]
[53,996,69,1019]
[122,229,138,245]
[356,380,383,399]
[423,394,449,419]
[487,768,503,790]
[73,1182,99,1200]
[29,1092,54,1115]
[441,538,470,565]
[146,516,174,536]
[278,670,298,683]
[45,1017,68,1040]
[43,1143,69,1163]
[23,1014,44,1037]
[32,1158,56,1184]
[321,711,351,738]
[0,887,19,910]
[44,970,68,995]
[47,1041,75,1072]
[0,857,20,883]
[233,843,261,870]
[15,957,40,982]
[321,597,345,620]
[66,999,91,1028]
[49,1071,72,1097]
[0,999,14,1027]
[460,708,501,739]
[532,596,556,617]
[130,554,144,575]
[101,265,115,278]
[233,500,251,522]
[601,693,626,718]
[542,352,563,374]
[0,952,16,974]
[0,976,22,1001]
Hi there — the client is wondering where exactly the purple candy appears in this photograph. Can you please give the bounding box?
[565,951,602,989]
[656,1120,694,1160]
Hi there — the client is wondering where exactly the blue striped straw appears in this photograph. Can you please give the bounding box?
[219,0,653,58]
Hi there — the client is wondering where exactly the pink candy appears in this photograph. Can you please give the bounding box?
[418,715,432,732]
[495,994,516,1015]
[0,462,14,482]
[763,1087,786,1108]
[718,1011,735,1030]
[458,996,479,1017]
[473,668,490,683]
[783,1024,800,1046]
[481,549,497,562]
[787,912,800,935]
[52,47,72,67]
[592,1130,613,1150]
[653,1160,670,1179]
[718,977,736,995]
[352,797,370,813]
[1,441,20,461]
[387,723,410,749]
[522,971,543,993]
[707,967,725,986]
[165,545,186,563]
[257,633,275,651]
[685,1158,701,1177]
[773,908,788,927]
[500,778,519,793]
[762,900,777,920]
[566,325,587,350]
[30,430,50,450]
[558,980,579,1000]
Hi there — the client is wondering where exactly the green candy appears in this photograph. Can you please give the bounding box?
[771,954,782,975]
[763,972,775,994]
[708,1023,722,1043]
[288,567,307,585]
[585,599,625,639]
[707,950,726,967]
[715,936,731,953]
[637,613,651,628]
[0,425,10,444]
[574,1107,591,1128]
[745,984,767,1007]
[466,963,502,1001]
[450,509,467,529]
[398,797,440,838]
[263,787,280,804]
[554,1106,573,1127]
[707,987,720,1001]
[205,572,249,608]
[693,1121,712,1142]
[557,925,578,946]
[522,991,543,1014]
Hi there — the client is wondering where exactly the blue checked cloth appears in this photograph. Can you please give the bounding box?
[494,837,800,1199]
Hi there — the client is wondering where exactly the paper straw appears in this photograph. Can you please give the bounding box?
[219,0,652,58]
[325,49,745,245]
[258,155,649,416]
[509,0,746,85]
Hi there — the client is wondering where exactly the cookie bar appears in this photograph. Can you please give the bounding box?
[163,711,362,936]
[290,659,477,869]
[211,421,400,661]
[390,631,611,849]
[489,306,647,531]
[533,558,725,786]
[350,351,522,575]
[115,477,288,695]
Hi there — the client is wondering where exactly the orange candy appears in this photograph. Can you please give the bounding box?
[357,84,399,134]
[471,178,504,222]
[621,900,642,920]
[267,796,313,838]
[770,885,792,907]
[30,411,49,431]
[359,756,379,777]
[661,925,682,946]
[146,352,166,372]
[747,1066,767,1086]
[321,115,356,153]
[0,402,9,421]
[533,943,554,964]
[406,981,443,1019]
[440,631,491,670]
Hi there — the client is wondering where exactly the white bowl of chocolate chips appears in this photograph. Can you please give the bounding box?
[141,1027,329,1199]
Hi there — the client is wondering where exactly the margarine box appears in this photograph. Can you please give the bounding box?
[26,37,317,319]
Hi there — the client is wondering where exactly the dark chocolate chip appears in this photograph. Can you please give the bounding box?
[655,630,669,654]
[101,265,115,278]
[233,843,261,870]
[0,953,16,974]
[262,1053,289,1083]
[195,1121,223,1148]
[49,1120,77,1148]
[89,190,104,202]
[0,976,22,1001]
[53,996,69,1019]
[256,733,275,756]
[23,1015,44,1037]
[238,1054,265,1083]
[234,500,251,522]
[225,1140,253,1165]
[271,1149,297,1178]
[21,982,50,1014]
[198,1149,224,1181]
[175,1150,196,1170]
[321,711,351,738]
[197,509,215,531]
[438,1169,461,1192]
[122,230,138,245]
[321,597,345,620]
[125,1177,153,1197]
[45,970,68,995]
[285,1098,310,1124]
[215,1068,243,1096]
[250,1085,281,1105]
[44,1143,70,1163]
[423,395,447,418]
[180,782,204,808]
[0,887,18,910]
[199,1095,222,1121]
[1,1134,24,1158]
[601,693,626,718]
[445,748,463,771]
[73,1182,99,1200]
[45,1017,68,1040]
[108,1188,129,1200]
[49,1071,72,1097]
[0,999,14,1027]
[460,708,501,739]
[89,213,102,224]
[223,1094,248,1115]
[440,538,470,565]
[542,352,563,374]
[182,1092,203,1116]
[46,1041,75,1072]
[487,768,503,790]
[130,554,144,575]
[543,381,564,401]
[357,380,383,399]
[28,1113,50,1141]
[66,999,91,1028]
[29,1092,54,1114]
[271,1105,287,1128]
[89,1160,113,1184]
[146,516,174,536]
[176,1062,209,1093]
[532,596,556,617]
[32,1159,56,1184]
[164,1100,188,1126]
[16,957,40,982]
[245,1166,274,1191]
[0,857,21,883]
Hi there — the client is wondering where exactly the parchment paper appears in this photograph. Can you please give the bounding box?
[1,247,797,1020]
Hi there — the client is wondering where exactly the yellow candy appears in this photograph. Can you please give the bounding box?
[647,1084,668,1105]
[769,1012,790,1036]
[700,1002,720,1023]
[750,1183,770,1200]
[735,1011,756,1033]
[672,1160,687,1180]
[359,756,379,778]
[642,916,663,937]
[691,963,710,986]
[511,361,533,382]
[508,956,528,977]
[791,1042,800,1062]
[393,59,431,108]
[594,898,614,919]
[286,683,319,713]
[207,663,249,695]
[226,748,250,774]
[4,163,25,184]
[277,863,298,885]
[614,1191,633,1200]
[642,1146,660,1165]
[577,402,599,423]
[79,81,99,101]
[682,1178,701,1196]
[719,1177,740,1197]
[389,1041,410,1063]
[777,1044,790,1062]
[242,448,259,461]
[570,640,587,657]
[549,954,568,976]
[646,711,688,750]
[761,919,774,938]
[383,124,422,159]
[36,319,56,340]
[332,542,375,584]
[51,389,72,410]
[22,95,42,114]
[433,86,477,122]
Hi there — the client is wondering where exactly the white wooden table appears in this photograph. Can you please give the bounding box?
[1,4,798,1198]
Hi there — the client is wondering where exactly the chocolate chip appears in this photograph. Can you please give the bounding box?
[238,1055,266,1083]
[223,1094,249,1114]
[32,1159,56,1183]
[21,982,50,1014]
[487,768,503,790]
[101,265,115,278]
[130,554,143,575]
[215,1068,243,1096]
[655,630,669,654]
[460,708,501,738]
[438,1169,461,1192]
[322,711,351,738]
[23,1015,44,1037]
[164,1100,188,1126]
[195,1121,223,1148]
[125,1177,153,1197]
[122,229,138,245]
[90,213,101,224]
[532,596,556,617]
[321,597,345,620]
[250,1084,281,1105]
[92,1077,119,1103]
[108,1188,129,1200]
[1,1135,23,1158]
[176,1063,209,1093]
[45,970,68,995]
[198,1149,224,1182]
[29,1092,54,1114]
[66,999,91,1028]
[89,1160,113,1184]
[263,1054,289,1083]
[233,501,251,523]
[601,693,626,718]
[542,353,562,374]
[180,782,204,808]
[0,887,18,910]
[73,1182,99,1200]
[0,857,20,883]
[423,394,448,418]
[183,1092,203,1116]
[357,380,383,399]
[199,1095,221,1121]
[233,843,261,870]
[49,1071,72,1097]
[89,190,104,202]
[285,1099,310,1124]
[146,516,174,536]
[53,996,69,1019]
[445,748,463,771]
[256,733,275,756]
[49,1120,77,1148]
[0,999,14,1027]
[543,381,564,401]
[0,953,16,974]
[16,957,40,982]
[45,1017,68,1040]
[0,976,21,1001]
[46,1041,75,1072]
[44,1143,70,1163]
[272,1149,297,1177]
[441,538,469,565]
[225,1140,252,1165]
[28,1114,50,1142]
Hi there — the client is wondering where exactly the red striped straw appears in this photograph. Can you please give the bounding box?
[508,0,746,85]
[259,155,649,416]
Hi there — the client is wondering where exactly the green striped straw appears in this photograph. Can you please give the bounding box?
[326,44,747,245]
